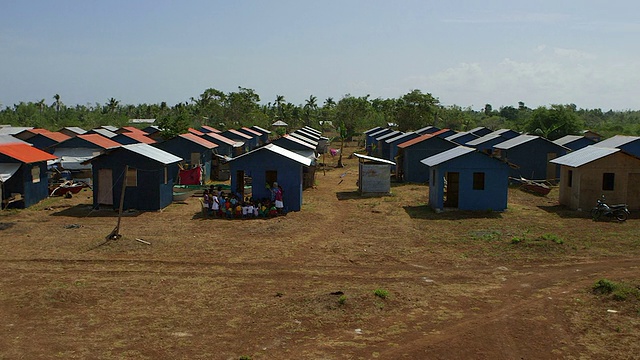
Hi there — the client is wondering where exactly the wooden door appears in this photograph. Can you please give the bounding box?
[98,169,113,205]
[444,172,459,208]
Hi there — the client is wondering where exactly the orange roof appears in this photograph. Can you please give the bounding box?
[397,134,434,148]
[118,132,156,144]
[179,133,218,149]
[430,128,451,136]
[0,143,57,163]
[77,134,121,149]
[37,131,70,142]
[241,127,262,136]
[188,128,204,136]
[119,126,146,134]
[201,125,221,133]
[203,133,237,146]
[226,129,252,139]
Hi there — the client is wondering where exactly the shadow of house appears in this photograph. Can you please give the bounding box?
[494,135,570,181]
[550,146,640,210]
[396,134,458,183]
[86,143,182,211]
[0,143,57,208]
[227,144,313,212]
[154,133,218,183]
[403,204,503,220]
[422,146,510,212]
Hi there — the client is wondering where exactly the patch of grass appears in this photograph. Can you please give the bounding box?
[373,288,389,299]
[511,229,530,244]
[470,230,502,241]
[338,295,347,305]
[541,233,564,245]
[593,278,640,301]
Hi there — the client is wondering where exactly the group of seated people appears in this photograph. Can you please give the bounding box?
[202,186,283,219]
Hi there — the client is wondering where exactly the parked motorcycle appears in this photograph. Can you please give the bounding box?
[590,195,630,222]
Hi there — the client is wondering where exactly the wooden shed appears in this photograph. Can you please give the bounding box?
[87,143,182,211]
[353,153,395,195]
[550,146,640,210]
[422,146,510,212]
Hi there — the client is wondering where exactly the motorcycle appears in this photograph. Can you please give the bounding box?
[590,195,630,222]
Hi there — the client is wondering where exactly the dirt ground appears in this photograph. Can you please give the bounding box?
[0,144,639,360]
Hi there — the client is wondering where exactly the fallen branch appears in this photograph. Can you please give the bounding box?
[135,238,151,245]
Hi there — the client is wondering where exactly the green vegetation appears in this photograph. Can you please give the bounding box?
[374,289,389,299]
[541,233,564,245]
[593,279,640,301]
[338,295,347,305]
[2,88,640,140]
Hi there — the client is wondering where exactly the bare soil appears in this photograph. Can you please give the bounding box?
[1,144,639,359]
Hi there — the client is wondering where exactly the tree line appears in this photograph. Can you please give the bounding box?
[2,88,640,140]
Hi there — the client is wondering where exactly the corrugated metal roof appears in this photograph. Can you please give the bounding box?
[445,131,476,141]
[179,133,218,149]
[375,130,402,141]
[368,128,392,138]
[364,126,383,134]
[397,134,435,149]
[466,133,502,146]
[203,133,243,147]
[353,153,396,165]
[188,128,204,136]
[553,135,583,146]
[415,126,438,134]
[289,132,318,146]
[596,135,640,148]
[77,134,122,149]
[100,125,119,132]
[240,127,262,136]
[294,128,321,140]
[122,143,183,164]
[468,126,489,133]
[230,143,313,166]
[60,126,87,135]
[280,135,316,150]
[118,126,146,134]
[0,143,58,163]
[226,129,253,139]
[117,132,156,144]
[200,125,221,133]
[493,134,538,149]
[0,135,29,145]
[421,146,475,167]
[89,128,117,138]
[0,163,21,182]
[272,120,288,126]
[385,132,416,144]
[302,126,321,134]
[0,127,33,135]
[37,131,71,142]
[550,146,620,167]
[250,125,271,134]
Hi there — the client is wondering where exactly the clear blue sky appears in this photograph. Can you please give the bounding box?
[2,1,639,110]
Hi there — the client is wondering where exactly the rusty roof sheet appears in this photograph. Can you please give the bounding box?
[179,133,218,149]
[0,143,58,163]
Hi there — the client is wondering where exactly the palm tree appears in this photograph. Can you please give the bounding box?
[303,95,318,127]
[107,97,120,113]
[274,95,286,120]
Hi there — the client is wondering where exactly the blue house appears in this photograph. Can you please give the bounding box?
[491,129,520,140]
[386,132,420,164]
[374,131,402,157]
[422,146,510,211]
[201,133,244,158]
[236,127,262,148]
[494,135,570,181]
[25,131,70,151]
[366,128,393,149]
[0,143,57,208]
[220,129,254,150]
[553,135,596,151]
[595,135,640,157]
[466,133,510,154]
[87,143,182,211]
[111,132,156,146]
[468,126,493,137]
[228,144,313,212]
[396,134,458,183]
[445,132,480,146]
[415,126,440,135]
[271,135,317,160]
[154,133,218,182]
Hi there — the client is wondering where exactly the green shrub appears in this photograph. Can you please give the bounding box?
[374,289,389,299]
[338,295,347,305]
[541,233,564,244]
[593,279,616,294]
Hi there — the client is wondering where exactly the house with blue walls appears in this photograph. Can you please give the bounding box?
[491,129,520,140]
[111,131,156,145]
[48,134,122,180]
[220,129,254,150]
[468,126,493,137]
[553,135,596,151]
[385,132,420,164]
[0,143,57,208]
[24,131,70,151]
[201,132,244,158]
[87,143,182,211]
[494,135,570,181]
[271,134,317,160]
[445,131,480,146]
[236,127,262,148]
[374,131,402,157]
[396,134,458,183]
[154,133,218,182]
[415,126,440,135]
[250,125,271,144]
[366,128,393,150]
[594,135,640,157]
[228,144,313,212]
[422,146,510,212]
[466,133,510,154]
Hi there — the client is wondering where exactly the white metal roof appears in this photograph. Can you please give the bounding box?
[550,146,620,167]
[493,134,538,149]
[465,133,503,146]
[230,143,313,166]
[385,132,416,144]
[0,163,20,182]
[122,143,183,164]
[352,153,396,165]
[420,146,475,167]
[289,132,319,146]
[596,135,640,148]
[553,135,584,146]
[0,135,30,145]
